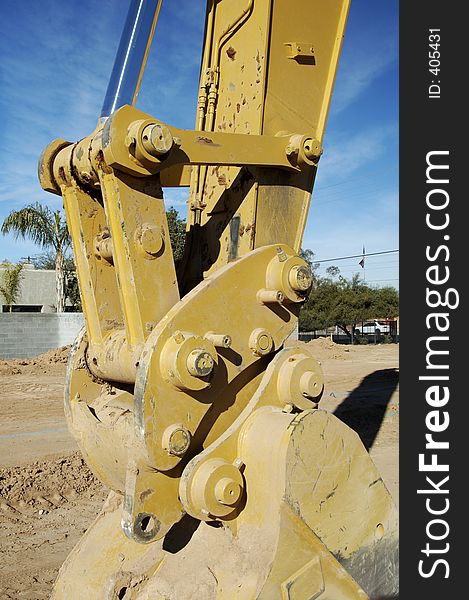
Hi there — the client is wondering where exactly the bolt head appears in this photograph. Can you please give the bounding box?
[276,247,288,262]
[257,334,271,352]
[172,330,185,344]
[249,328,274,356]
[186,349,215,377]
[140,226,163,256]
[162,424,191,456]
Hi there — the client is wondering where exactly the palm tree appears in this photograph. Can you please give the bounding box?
[1,203,71,312]
[0,262,24,312]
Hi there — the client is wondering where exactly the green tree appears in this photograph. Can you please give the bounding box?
[166,207,186,262]
[334,274,374,337]
[2,205,186,314]
[1,203,70,312]
[0,262,24,312]
[326,265,340,279]
[64,271,81,312]
[300,249,320,276]
[372,286,399,319]
[300,270,398,340]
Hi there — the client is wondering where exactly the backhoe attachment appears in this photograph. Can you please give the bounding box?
[39,0,398,598]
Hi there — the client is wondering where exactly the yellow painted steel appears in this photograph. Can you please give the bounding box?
[101,105,317,176]
[38,0,399,598]
[181,0,350,290]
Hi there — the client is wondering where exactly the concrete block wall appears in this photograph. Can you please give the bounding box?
[0,313,85,359]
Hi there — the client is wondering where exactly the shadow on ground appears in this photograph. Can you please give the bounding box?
[333,368,399,450]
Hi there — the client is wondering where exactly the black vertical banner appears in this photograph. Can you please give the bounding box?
[400,2,465,598]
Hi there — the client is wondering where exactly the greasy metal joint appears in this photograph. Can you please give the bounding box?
[266,251,313,303]
[141,122,174,156]
[286,134,322,168]
[71,133,103,187]
[126,118,169,168]
[288,264,313,293]
[214,477,242,506]
[302,137,323,161]
[181,457,245,520]
[133,512,161,542]
[39,125,104,195]
[300,371,322,400]
[38,139,73,194]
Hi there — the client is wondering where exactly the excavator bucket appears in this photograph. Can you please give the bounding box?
[39,0,398,598]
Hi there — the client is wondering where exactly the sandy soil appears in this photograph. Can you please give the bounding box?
[0,340,399,599]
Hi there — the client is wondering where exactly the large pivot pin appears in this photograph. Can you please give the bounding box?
[180,458,245,521]
[264,248,313,304]
[277,353,324,409]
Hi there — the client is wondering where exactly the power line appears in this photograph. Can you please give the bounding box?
[337,265,399,274]
[313,249,399,264]
[314,164,398,193]
[366,278,399,283]
[314,183,397,208]
[338,260,400,270]
[338,260,400,269]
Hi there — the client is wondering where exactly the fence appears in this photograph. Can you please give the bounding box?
[0,313,85,359]
[299,331,399,345]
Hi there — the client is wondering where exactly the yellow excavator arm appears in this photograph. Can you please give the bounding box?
[39,1,398,598]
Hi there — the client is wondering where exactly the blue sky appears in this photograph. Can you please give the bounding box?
[0,0,398,288]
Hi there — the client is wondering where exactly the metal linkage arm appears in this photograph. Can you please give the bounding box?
[102,105,322,177]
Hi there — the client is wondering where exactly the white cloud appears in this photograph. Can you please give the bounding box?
[318,125,396,186]
[332,51,396,115]
[331,9,397,115]
[163,188,190,211]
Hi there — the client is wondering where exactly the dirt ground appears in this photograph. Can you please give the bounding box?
[0,340,398,599]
